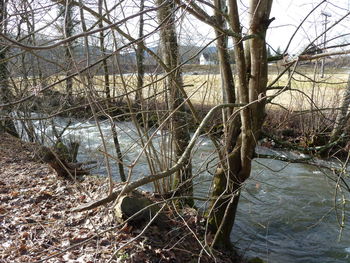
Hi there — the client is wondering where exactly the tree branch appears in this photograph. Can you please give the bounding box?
[71,103,245,212]
[283,49,350,66]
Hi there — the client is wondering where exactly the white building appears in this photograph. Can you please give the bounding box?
[199,53,216,65]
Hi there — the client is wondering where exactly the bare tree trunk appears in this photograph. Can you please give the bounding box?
[157,0,193,206]
[214,0,235,107]
[62,0,74,101]
[98,0,126,182]
[208,0,272,249]
[0,0,18,137]
[135,0,145,111]
[18,2,37,142]
[330,73,350,142]
[98,0,111,101]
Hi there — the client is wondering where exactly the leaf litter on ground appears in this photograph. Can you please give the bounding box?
[0,133,241,262]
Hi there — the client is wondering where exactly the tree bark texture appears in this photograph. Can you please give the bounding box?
[157,0,193,206]
[62,0,74,100]
[0,0,18,137]
[214,0,235,107]
[208,0,273,249]
[330,73,350,142]
[135,0,145,110]
[98,0,111,101]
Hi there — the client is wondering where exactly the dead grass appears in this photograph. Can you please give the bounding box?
[267,72,348,110]
[12,67,348,112]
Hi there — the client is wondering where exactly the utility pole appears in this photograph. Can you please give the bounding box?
[321,11,331,78]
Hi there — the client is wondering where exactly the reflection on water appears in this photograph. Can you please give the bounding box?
[25,117,350,263]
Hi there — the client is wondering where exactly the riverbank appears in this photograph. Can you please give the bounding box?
[0,132,242,262]
[29,89,350,159]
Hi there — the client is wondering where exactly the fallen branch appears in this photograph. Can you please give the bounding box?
[71,189,122,212]
[261,131,345,153]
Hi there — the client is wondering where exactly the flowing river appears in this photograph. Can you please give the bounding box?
[28,116,350,263]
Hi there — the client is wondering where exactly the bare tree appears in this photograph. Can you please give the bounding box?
[157,0,193,206]
[211,0,272,249]
[135,0,145,111]
[0,0,18,137]
[175,0,273,248]
[61,0,74,101]
[330,73,350,142]
[98,0,111,101]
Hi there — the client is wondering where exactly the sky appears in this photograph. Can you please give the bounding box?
[268,0,350,54]
[176,0,350,55]
[5,0,350,55]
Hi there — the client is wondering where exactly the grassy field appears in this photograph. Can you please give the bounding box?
[87,71,348,111]
[17,65,348,112]
[266,72,348,110]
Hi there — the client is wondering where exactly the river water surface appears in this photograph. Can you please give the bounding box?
[30,117,350,263]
